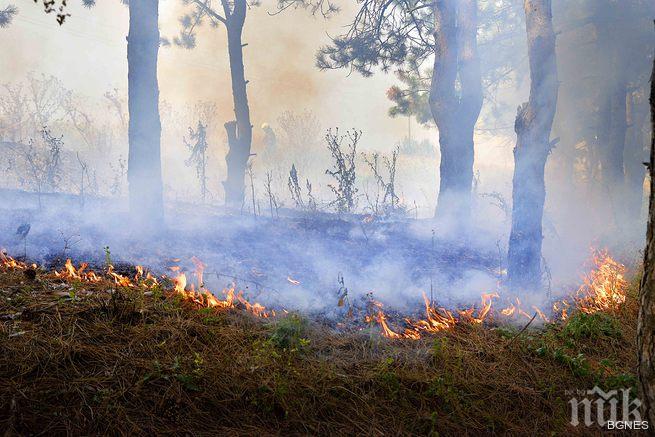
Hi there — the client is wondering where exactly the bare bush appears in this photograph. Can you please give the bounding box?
[288,164,317,212]
[479,191,510,221]
[13,127,64,207]
[75,152,98,207]
[325,128,360,213]
[103,88,127,128]
[288,164,303,209]
[264,171,282,218]
[276,110,322,169]
[362,147,404,217]
[0,76,127,197]
[109,156,127,197]
[247,161,258,216]
[184,121,210,203]
[0,73,67,142]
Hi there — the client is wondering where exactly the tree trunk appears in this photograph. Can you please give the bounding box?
[429,0,482,228]
[223,0,253,208]
[597,68,628,220]
[127,0,164,226]
[507,0,558,293]
[624,90,648,223]
[606,78,628,188]
[637,51,655,429]
[593,0,630,222]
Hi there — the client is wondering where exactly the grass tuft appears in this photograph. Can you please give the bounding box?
[267,313,310,351]
[560,312,622,340]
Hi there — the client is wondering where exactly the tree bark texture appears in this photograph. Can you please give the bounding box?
[638,48,655,428]
[429,0,483,227]
[222,0,253,208]
[507,0,558,293]
[127,0,164,226]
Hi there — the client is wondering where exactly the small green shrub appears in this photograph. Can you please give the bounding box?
[603,373,638,392]
[142,354,204,392]
[431,337,449,361]
[376,357,401,397]
[494,326,517,340]
[267,314,310,351]
[560,312,621,340]
[535,345,591,377]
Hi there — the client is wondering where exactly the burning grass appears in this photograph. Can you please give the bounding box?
[0,250,641,435]
[362,250,630,339]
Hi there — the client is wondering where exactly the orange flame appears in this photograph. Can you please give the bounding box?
[410,292,457,333]
[367,292,498,340]
[365,300,420,339]
[0,248,631,335]
[54,259,102,283]
[0,252,25,270]
[169,262,273,317]
[574,250,627,314]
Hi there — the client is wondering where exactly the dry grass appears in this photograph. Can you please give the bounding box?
[0,264,643,436]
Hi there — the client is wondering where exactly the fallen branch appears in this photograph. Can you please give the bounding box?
[505,312,538,348]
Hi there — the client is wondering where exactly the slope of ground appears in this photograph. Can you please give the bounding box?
[0,258,642,435]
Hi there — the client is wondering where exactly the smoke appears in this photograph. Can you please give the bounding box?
[0,0,652,316]
[3,1,409,145]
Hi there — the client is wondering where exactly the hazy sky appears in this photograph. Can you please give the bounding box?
[4,0,420,149]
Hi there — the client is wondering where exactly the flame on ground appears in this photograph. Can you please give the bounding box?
[366,293,497,340]
[1,252,26,270]
[365,300,421,340]
[53,259,141,287]
[574,250,627,314]
[365,249,629,340]
[0,248,630,337]
[410,292,458,333]
[170,266,275,317]
[0,251,272,319]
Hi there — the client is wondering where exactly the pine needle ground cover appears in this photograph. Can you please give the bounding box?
[0,259,641,435]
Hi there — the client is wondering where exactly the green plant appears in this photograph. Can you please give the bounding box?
[603,373,638,392]
[560,312,621,340]
[197,307,224,325]
[376,357,401,397]
[142,355,203,392]
[494,326,517,340]
[426,374,459,413]
[534,341,592,377]
[267,314,310,351]
[431,337,449,361]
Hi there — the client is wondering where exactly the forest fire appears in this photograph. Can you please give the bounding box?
[365,300,422,339]
[172,261,276,317]
[1,0,653,432]
[0,248,629,338]
[0,250,274,318]
[412,292,458,332]
[364,292,497,340]
[364,250,629,340]
[573,250,628,314]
